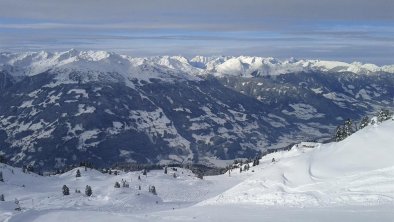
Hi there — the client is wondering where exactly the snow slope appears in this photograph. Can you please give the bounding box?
[201,120,394,207]
[1,120,394,221]
[1,50,393,82]
[0,165,248,222]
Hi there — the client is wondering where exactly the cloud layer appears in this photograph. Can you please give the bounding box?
[0,0,393,64]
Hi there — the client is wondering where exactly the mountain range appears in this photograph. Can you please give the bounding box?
[0,50,393,170]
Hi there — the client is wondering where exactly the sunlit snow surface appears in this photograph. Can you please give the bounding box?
[1,120,394,221]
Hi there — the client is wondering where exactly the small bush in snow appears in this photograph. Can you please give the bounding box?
[149,185,157,195]
[14,198,21,211]
[114,181,121,188]
[121,179,129,188]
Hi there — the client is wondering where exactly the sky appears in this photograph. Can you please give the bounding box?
[0,0,393,64]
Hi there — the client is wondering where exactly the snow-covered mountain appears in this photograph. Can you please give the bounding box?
[1,119,394,221]
[0,50,393,170]
[1,50,394,80]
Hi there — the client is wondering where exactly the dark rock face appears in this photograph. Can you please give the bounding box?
[0,69,393,170]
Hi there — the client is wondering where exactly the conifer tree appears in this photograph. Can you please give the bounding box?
[0,194,4,201]
[0,155,6,164]
[164,166,168,174]
[76,169,81,178]
[377,109,392,123]
[359,116,370,129]
[344,119,353,137]
[335,126,345,141]
[0,171,3,182]
[85,185,92,196]
[62,185,70,195]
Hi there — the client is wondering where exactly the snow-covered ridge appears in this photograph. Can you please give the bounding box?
[1,50,393,79]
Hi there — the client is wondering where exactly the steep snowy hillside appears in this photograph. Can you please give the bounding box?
[201,119,394,207]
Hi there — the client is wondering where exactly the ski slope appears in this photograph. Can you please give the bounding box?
[201,120,394,207]
[1,120,394,221]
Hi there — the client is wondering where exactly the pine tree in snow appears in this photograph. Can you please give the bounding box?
[343,119,353,137]
[114,181,121,188]
[0,171,3,182]
[85,185,92,196]
[0,194,4,201]
[164,166,168,174]
[62,185,70,195]
[335,125,346,141]
[76,169,81,178]
[359,116,370,129]
[252,158,260,166]
[0,155,6,164]
[377,109,392,123]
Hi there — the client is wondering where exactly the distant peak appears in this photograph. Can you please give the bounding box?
[0,50,393,78]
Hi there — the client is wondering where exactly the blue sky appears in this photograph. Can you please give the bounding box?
[0,0,393,64]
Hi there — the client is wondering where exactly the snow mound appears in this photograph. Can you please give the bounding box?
[200,120,394,207]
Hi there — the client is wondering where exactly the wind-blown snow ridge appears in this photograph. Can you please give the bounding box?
[1,50,393,80]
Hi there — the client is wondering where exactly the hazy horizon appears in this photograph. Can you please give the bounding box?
[1,0,393,65]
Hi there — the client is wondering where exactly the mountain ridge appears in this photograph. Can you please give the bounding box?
[1,50,394,81]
